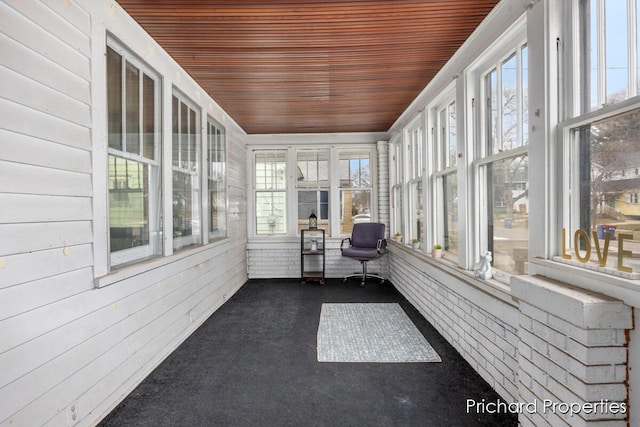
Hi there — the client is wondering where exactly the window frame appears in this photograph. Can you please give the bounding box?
[106,39,163,268]
[249,145,377,239]
[171,90,202,250]
[405,117,424,243]
[469,21,528,283]
[548,0,640,283]
[559,97,640,279]
[432,96,458,258]
[253,149,288,236]
[206,116,227,241]
[390,134,404,239]
[296,149,331,234]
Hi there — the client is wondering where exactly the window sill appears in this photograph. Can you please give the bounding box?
[95,238,230,289]
[389,240,515,307]
[529,258,640,307]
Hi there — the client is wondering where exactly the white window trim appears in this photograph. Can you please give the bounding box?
[405,115,425,243]
[171,90,203,250]
[105,37,164,268]
[252,149,289,236]
[389,133,404,238]
[558,96,640,276]
[206,116,228,241]
[466,17,528,284]
[248,145,378,239]
[430,91,458,260]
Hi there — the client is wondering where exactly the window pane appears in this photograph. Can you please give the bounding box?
[255,150,286,235]
[256,191,286,234]
[605,0,628,104]
[393,185,403,236]
[172,96,179,166]
[501,53,518,150]
[448,101,457,167]
[296,151,329,234]
[173,171,194,238]
[256,151,286,190]
[209,178,226,237]
[488,155,529,274]
[142,74,155,160]
[180,102,189,168]
[487,69,498,154]
[444,172,458,254]
[107,42,161,267]
[297,190,329,233]
[189,108,197,170]
[521,45,528,145]
[589,0,599,110]
[572,108,640,272]
[125,62,140,155]
[584,0,635,110]
[106,47,122,151]
[340,189,371,235]
[340,153,371,188]
[208,121,226,239]
[172,96,201,249]
[411,181,423,241]
[109,155,149,251]
[297,151,329,187]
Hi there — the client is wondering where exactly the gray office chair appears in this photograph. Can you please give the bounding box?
[341,222,387,286]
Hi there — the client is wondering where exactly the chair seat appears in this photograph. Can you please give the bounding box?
[340,222,387,286]
[341,247,380,259]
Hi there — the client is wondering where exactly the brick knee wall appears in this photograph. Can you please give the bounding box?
[389,252,520,402]
[388,249,634,426]
[512,276,632,427]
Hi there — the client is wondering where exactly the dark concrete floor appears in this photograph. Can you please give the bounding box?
[99,279,518,427]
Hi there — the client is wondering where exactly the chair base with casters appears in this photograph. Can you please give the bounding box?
[340,223,387,287]
[342,261,385,286]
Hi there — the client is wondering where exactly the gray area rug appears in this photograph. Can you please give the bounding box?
[317,303,441,363]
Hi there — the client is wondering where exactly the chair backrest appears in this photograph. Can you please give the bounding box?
[350,223,385,248]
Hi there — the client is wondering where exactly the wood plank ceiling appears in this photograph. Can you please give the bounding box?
[117,0,499,135]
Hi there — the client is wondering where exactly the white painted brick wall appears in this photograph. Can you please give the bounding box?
[512,276,632,427]
[388,248,633,427]
[388,250,520,402]
[247,246,389,280]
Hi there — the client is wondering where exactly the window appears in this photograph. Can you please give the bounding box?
[478,42,529,276]
[580,0,640,111]
[255,150,287,234]
[434,100,458,255]
[564,108,640,274]
[391,139,404,237]
[407,124,424,242]
[207,117,226,240]
[297,150,330,234]
[106,43,162,266]
[340,151,372,235]
[558,1,640,277]
[251,146,376,238]
[172,93,201,250]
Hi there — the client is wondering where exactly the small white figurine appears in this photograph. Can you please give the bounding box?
[474,250,493,280]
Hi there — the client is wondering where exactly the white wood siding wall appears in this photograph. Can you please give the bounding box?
[0,1,247,426]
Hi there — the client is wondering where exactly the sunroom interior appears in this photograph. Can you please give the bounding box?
[2,0,640,426]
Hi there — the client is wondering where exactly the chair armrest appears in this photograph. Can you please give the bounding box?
[340,237,351,252]
[377,238,387,253]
